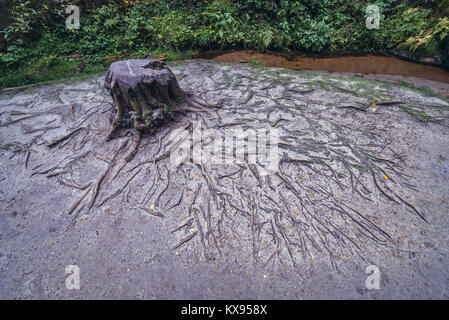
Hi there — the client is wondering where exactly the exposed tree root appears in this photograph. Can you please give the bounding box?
[172,231,198,250]
[88,139,128,210]
[4,61,442,275]
[47,127,85,148]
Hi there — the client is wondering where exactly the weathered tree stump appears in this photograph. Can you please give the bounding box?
[104,59,186,140]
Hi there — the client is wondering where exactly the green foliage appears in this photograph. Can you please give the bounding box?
[0,0,448,88]
[1,0,37,44]
[258,26,274,50]
[0,0,38,67]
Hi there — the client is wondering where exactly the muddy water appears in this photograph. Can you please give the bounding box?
[208,50,449,84]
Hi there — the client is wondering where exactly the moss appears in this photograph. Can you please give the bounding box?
[400,106,439,122]
[398,81,448,102]
[0,49,194,90]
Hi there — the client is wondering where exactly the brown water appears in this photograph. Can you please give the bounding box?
[205,50,449,84]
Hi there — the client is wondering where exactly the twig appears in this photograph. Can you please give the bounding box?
[47,127,84,148]
[68,186,92,215]
[167,189,184,211]
[172,231,197,250]
[154,165,170,207]
[188,184,202,214]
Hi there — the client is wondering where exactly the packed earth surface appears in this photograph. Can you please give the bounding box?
[0,60,449,299]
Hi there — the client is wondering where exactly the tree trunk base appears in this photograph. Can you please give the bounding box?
[104,59,187,141]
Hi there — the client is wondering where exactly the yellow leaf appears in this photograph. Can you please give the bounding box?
[383,175,388,180]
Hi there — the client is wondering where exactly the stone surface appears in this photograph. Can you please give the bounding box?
[0,60,448,299]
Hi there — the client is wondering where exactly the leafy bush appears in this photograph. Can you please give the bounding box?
[1,0,448,88]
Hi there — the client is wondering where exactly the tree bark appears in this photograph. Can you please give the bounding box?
[104,59,186,140]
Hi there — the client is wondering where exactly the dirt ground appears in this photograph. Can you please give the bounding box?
[0,60,448,299]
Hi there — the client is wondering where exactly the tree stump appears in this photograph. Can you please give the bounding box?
[104,59,186,140]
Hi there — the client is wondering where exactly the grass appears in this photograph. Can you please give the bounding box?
[0,49,195,90]
[0,57,105,89]
[0,72,104,96]
[249,59,261,67]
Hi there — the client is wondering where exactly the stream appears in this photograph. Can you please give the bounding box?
[194,50,449,85]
